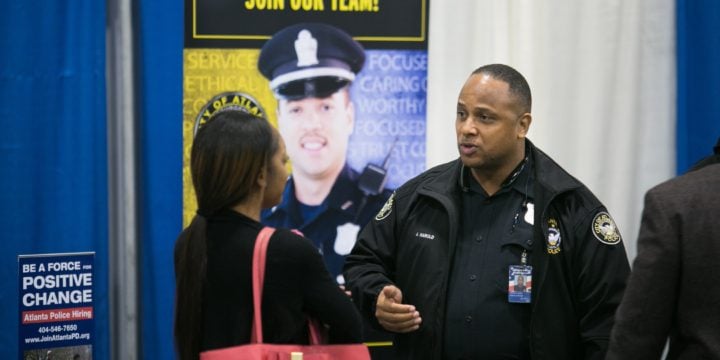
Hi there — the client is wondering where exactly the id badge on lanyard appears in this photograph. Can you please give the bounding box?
[508,250,532,303]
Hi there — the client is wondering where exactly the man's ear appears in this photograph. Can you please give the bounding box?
[517,113,532,139]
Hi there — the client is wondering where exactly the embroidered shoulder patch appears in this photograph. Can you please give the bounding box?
[592,212,622,245]
[374,192,395,221]
[546,218,562,254]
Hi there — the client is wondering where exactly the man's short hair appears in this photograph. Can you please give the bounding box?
[473,64,532,114]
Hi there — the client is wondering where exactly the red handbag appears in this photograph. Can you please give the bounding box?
[200,227,371,360]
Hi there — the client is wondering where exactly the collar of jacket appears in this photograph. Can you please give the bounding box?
[528,140,583,198]
[418,139,583,199]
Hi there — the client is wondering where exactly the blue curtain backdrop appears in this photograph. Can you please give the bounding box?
[676,0,720,173]
[137,0,183,359]
[0,1,108,359]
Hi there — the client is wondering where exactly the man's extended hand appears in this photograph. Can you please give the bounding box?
[375,285,422,333]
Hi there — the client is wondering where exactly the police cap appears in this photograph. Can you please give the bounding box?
[258,23,365,100]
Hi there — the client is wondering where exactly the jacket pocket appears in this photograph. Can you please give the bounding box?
[494,221,534,293]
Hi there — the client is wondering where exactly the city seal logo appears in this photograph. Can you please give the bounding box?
[546,218,562,254]
[193,92,266,137]
[374,192,395,221]
[592,211,622,245]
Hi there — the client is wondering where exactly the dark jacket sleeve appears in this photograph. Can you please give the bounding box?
[287,231,364,343]
[566,198,630,360]
[568,206,630,360]
[606,189,678,359]
[343,193,399,330]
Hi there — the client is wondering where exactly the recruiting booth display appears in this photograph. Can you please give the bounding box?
[183,1,429,357]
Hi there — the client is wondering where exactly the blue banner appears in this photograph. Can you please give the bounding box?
[18,252,95,359]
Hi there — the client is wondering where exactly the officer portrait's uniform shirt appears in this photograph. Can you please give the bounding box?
[444,152,534,360]
[261,165,390,283]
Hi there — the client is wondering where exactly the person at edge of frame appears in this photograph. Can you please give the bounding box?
[607,136,720,360]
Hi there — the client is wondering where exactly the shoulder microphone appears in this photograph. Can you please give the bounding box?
[357,137,397,196]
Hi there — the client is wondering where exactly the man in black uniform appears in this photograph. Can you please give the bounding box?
[344,64,630,359]
[258,23,393,284]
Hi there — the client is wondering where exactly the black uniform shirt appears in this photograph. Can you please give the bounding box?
[444,156,535,360]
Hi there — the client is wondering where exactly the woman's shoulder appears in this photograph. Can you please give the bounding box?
[267,228,318,255]
[264,228,328,278]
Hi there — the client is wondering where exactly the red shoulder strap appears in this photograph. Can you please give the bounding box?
[250,226,275,344]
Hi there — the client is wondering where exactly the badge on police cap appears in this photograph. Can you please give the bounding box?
[546,218,562,254]
[592,212,622,245]
[258,23,365,100]
[295,30,319,67]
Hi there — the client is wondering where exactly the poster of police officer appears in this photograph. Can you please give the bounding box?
[183,2,428,356]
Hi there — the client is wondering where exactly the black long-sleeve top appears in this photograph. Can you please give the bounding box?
[200,209,363,351]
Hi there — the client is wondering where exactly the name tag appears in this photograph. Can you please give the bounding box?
[508,265,532,303]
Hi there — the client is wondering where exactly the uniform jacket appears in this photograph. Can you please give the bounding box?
[262,164,392,282]
[344,141,630,360]
[607,163,720,360]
